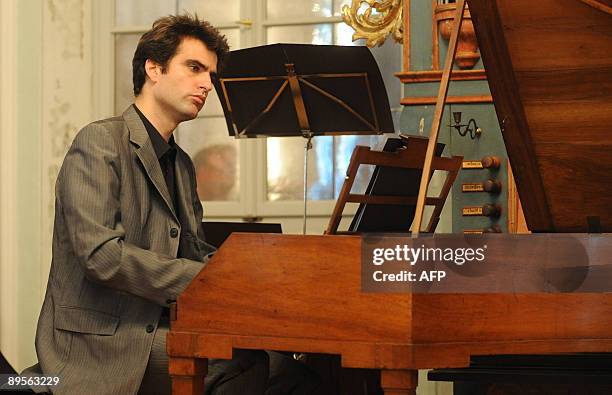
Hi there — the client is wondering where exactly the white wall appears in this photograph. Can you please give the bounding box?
[0,0,93,371]
[0,0,19,369]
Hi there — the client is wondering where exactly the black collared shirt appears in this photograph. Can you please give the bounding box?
[134,105,183,318]
[134,105,179,214]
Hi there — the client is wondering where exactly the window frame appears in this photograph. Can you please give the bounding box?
[94,0,400,225]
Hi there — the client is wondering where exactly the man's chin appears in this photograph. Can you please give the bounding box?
[180,107,201,121]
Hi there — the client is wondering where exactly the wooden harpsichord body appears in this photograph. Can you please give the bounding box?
[168,1,612,393]
[169,234,612,370]
[469,0,612,232]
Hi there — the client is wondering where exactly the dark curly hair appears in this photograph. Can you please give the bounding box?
[132,14,229,96]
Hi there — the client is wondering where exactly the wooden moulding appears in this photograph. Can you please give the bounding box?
[431,0,439,71]
[398,0,488,106]
[396,69,487,83]
[433,1,481,69]
[400,95,492,106]
[403,0,411,74]
[168,331,416,370]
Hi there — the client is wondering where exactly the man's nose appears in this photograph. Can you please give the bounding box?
[200,73,213,93]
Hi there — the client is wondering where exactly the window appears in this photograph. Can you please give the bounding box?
[106,0,402,231]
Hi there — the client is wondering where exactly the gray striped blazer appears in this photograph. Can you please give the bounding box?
[34,105,213,394]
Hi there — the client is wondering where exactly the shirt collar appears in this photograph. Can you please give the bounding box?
[133,104,176,160]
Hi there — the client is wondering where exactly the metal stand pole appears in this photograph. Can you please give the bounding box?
[302,133,314,235]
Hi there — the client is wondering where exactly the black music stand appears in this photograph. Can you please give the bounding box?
[213,44,395,232]
[214,43,394,138]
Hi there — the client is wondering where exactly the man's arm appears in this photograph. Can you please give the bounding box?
[57,123,204,306]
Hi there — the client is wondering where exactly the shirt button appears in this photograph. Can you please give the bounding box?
[170,228,179,238]
[146,324,155,333]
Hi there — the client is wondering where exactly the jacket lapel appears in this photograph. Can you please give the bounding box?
[123,105,178,221]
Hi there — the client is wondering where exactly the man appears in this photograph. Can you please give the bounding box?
[33,14,317,395]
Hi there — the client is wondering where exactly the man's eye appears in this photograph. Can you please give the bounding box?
[190,65,200,72]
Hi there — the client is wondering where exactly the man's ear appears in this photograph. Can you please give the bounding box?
[144,59,162,83]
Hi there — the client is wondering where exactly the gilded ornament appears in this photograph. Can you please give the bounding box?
[342,0,403,47]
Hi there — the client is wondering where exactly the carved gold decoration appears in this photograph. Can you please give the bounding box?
[342,0,403,48]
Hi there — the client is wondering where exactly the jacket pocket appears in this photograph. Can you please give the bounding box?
[54,305,119,336]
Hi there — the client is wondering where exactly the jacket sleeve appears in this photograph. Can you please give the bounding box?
[57,123,204,307]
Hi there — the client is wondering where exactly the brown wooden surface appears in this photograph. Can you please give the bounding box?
[172,234,412,346]
[434,2,481,70]
[431,0,440,71]
[467,0,552,231]
[168,357,207,395]
[402,0,410,72]
[469,0,612,232]
[168,4,612,393]
[400,95,492,106]
[168,234,612,394]
[169,234,612,365]
[579,0,612,15]
[507,163,529,234]
[396,69,487,83]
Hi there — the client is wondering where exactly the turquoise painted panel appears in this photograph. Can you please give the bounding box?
[449,104,508,234]
[400,103,508,233]
[400,2,508,234]
[409,0,433,70]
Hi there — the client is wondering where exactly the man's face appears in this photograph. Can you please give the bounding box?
[148,36,218,123]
